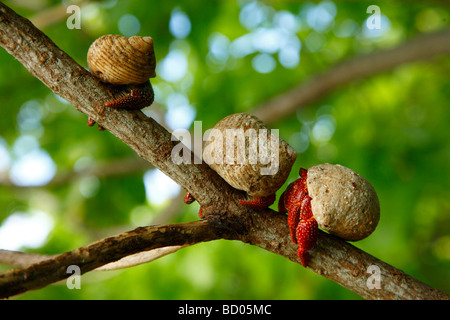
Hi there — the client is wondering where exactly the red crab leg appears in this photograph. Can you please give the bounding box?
[296,196,319,267]
[280,170,309,243]
[184,192,203,218]
[87,83,154,130]
[186,191,275,219]
[287,200,302,243]
[239,194,276,210]
[105,88,154,109]
[184,192,195,204]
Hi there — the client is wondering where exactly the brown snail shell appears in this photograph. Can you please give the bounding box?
[203,113,297,198]
[306,163,380,241]
[87,35,156,85]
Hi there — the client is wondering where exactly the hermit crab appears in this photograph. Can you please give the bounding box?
[278,164,380,267]
[86,35,156,129]
[185,113,297,217]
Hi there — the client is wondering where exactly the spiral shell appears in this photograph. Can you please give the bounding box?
[203,113,297,197]
[87,35,156,85]
[306,163,380,241]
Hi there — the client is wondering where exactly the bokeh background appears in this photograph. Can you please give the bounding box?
[0,0,449,299]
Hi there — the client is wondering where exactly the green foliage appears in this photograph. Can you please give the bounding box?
[0,0,449,299]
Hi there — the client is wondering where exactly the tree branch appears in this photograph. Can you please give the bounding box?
[0,3,448,300]
[95,245,187,271]
[237,210,449,300]
[0,250,54,267]
[0,2,234,211]
[251,28,450,124]
[0,245,187,271]
[0,220,219,298]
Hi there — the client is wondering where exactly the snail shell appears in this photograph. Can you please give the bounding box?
[203,113,297,198]
[306,163,380,241]
[87,35,156,85]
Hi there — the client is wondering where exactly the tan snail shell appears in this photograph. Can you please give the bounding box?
[87,35,156,85]
[307,163,380,241]
[203,113,297,198]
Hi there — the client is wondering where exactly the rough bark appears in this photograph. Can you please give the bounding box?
[0,3,448,300]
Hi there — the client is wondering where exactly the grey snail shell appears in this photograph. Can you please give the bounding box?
[87,35,156,85]
[203,113,297,198]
